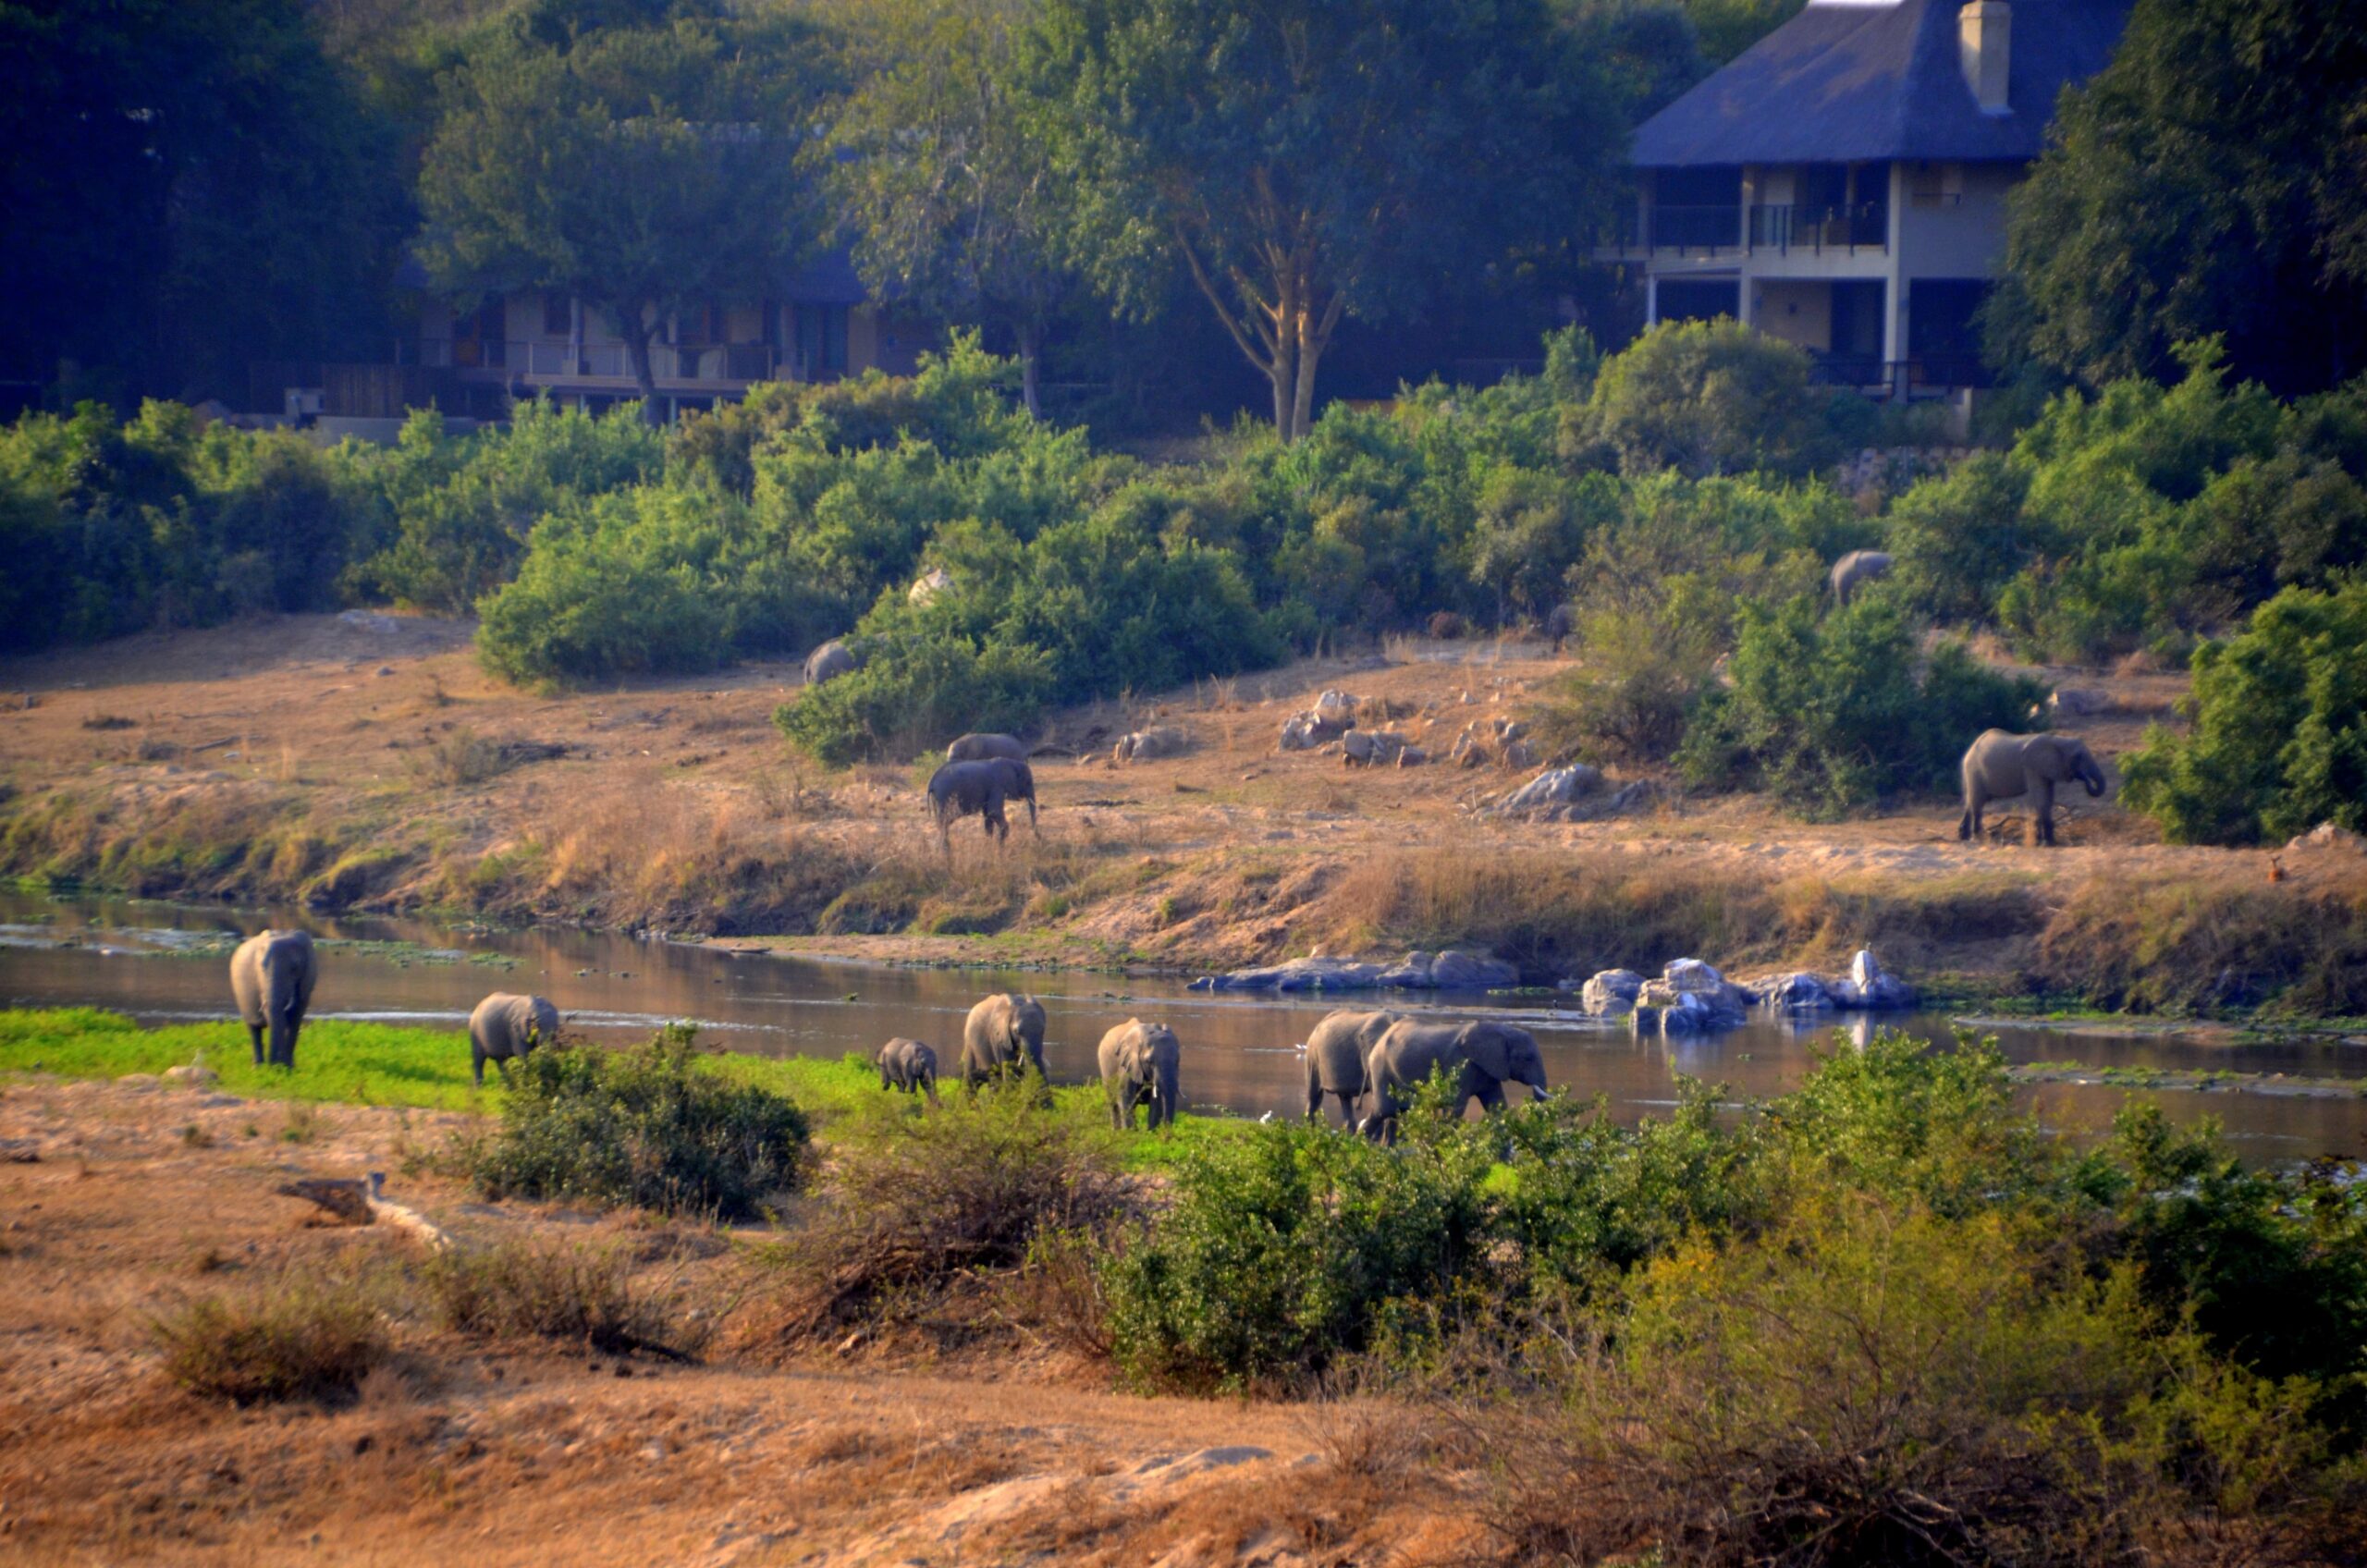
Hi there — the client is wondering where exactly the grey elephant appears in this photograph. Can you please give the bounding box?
[962,992,1048,1087]
[947,732,1030,764]
[229,929,317,1069]
[469,992,560,1087]
[1829,549,1894,606]
[1360,1019,1549,1141]
[1958,729,2108,846]
[803,638,862,687]
[1544,603,1576,654]
[927,758,1024,850]
[1302,1008,1405,1125]
[876,1036,942,1105]
[1098,1019,1182,1132]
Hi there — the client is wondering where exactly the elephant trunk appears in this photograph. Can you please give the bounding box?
[267,1008,293,1069]
[1154,1060,1179,1131]
[2082,762,2107,798]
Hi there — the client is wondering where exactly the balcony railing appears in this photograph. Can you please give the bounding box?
[1748,202,1888,253]
[406,337,781,382]
[1613,203,1745,253]
[1808,355,1993,395]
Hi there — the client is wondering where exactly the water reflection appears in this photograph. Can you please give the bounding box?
[2,891,2360,1159]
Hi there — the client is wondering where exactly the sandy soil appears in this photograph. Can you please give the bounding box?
[0,609,2308,984]
[0,1074,1472,1567]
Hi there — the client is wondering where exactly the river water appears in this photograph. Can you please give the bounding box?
[3,891,2361,1161]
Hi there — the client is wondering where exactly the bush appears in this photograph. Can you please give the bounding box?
[1525,600,1721,765]
[1679,595,2042,815]
[759,1084,1131,1341]
[1563,318,1842,479]
[1885,450,2042,622]
[467,1027,809,1219]
[774,631,1056,766]
[424,1238,708,1359]
[150,1269,387,1404]
[2119,582,2367,844]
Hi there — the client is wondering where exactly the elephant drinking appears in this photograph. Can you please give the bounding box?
[229,929,317,1069]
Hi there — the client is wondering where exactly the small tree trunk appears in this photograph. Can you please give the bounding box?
[1017,322,1043,421]
[623,312,662,425]
[1290,317,1319,442]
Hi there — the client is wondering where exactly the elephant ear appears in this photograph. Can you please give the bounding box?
[1457,1023,1513,1080]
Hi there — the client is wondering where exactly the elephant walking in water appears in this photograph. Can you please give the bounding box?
[470,992,560,1086]
[1302,1008,1404,1125]
[876,1037,942,1105]
[229,929,317,1069]
[1958,729,2108,846]
[1829,550,1894,606]
[1098,1019,1182,1131]
[1361,1019,1549,1141]
[961,993,1048,1087]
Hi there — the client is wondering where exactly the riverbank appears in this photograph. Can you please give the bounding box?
[5,613,2362,1017]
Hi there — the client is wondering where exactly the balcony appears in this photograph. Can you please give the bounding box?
[1808,354,1992,396]
[1749,202,1888,254]
[1606,204,1745,256]
[405,337,783,384]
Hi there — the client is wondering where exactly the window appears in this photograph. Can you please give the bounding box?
[793,304,849,380]
[543,294,571,337]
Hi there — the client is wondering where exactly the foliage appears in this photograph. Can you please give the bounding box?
[1993,0,2367,397]
[1027,0,1624,438]
[423,1238,709,1359]
[414,3,833,417]
[466,1027,811,1219]
[1526,602,1721,765]
[1678,595,2042,815]
[2120,583,2367,845]
[1564,318,1842,479]
[150,1268,389,1404]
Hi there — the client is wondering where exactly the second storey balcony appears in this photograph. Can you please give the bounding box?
[1600,200,1890,262]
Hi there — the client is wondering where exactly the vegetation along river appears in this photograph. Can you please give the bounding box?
[3,890,2361,1161]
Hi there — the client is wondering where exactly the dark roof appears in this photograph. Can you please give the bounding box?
[1631,0,2129,167]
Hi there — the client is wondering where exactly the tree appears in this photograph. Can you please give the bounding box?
[1563,318,1840,478]
[828,0,1075,418]
[415,4,828,423]
[1028,0,1623,440]
[1993,0,2367,397]
[0,0,401,400]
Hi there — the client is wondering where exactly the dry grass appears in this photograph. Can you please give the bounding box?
[423,1238,710,1360]
[149,1267,389,1404]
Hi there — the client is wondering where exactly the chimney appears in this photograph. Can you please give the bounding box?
[1959,1,2011,114]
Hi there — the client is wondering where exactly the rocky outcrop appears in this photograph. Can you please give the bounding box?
[1279,691,1359,751]
[1631,959,1754,1035]
[1739,948,1915,1012]
[1111,726,1192,763]
[1191,948,1518,993]
[1491,767,1657,823]
[1341,729,1411,766]
[908,567,952,605]
[1574,968,1645,1015]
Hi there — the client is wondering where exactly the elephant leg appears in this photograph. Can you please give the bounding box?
[473,1047,486,1088]
[496,1057,517,1089]
[2036,779,2055,846]
[1957,803,1974,840]
[1969,794,1985,840]
[248,1023,264,1066]
[1026,797,1039,835]
[1473,1079,1507,1111]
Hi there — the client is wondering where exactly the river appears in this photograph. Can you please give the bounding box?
[3,891,2361,1160]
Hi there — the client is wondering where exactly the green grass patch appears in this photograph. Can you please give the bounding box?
[0,1010,1249,1170]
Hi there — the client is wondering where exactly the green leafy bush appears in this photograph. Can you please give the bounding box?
[1562,317,1841,479]
[467,1027,810,1219]
[2119,582,2367,844]
[1678,596,2042,815]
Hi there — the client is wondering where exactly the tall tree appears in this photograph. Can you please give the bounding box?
[415,3,828,423]
[827,0,1075,418]
[1028,0,1623,440]
[0,0,401,401]
[1993,0,2367,397]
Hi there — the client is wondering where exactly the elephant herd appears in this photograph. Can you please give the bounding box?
[873,992,1184,1132]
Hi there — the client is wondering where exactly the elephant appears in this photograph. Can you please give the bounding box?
[803,638,862,687]
[469,992,560,1087]
[1302,1008,1405,1125]
[876,1036,942,1105]
[927,759,1029,850]
[1829,550,1894,606]
[962,992,1048,1087]
[229,929,317,1069]
[1098,1019,1182,1132]
[1544,603,1576,654]
[1958,729,2108,846]
[1359,1019,1549,1141]
[947,732,1030,764]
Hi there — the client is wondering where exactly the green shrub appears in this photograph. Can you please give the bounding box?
[1678,595,2042,815]
[1525,599,1721,765]
[1562,317,1841,479]
[467,1027,810,1219]
[774,631,1056,766]
[2119,582,2367,844]
[151,1269,388,1404]
[1885,450,2042,622]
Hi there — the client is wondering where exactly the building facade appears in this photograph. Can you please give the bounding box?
[1600,0,2129,397]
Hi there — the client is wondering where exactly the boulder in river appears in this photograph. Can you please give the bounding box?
[1191,947,1517,993]
[1576,968,1646,1015]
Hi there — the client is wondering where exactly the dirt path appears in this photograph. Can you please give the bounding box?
[0,1077,1464,1567]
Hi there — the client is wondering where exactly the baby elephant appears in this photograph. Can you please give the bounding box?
[877,1037,942,1105]
[229,929,317,1069]
[1098,1019,1182,1132]
[469,992,560,1087]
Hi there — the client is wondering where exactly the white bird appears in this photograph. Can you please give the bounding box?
[1258,1110,1275,1124]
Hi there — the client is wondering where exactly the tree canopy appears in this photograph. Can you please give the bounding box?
[1992,0,2367,396]
[1025,0,1626,439]
[414,2,833,421]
